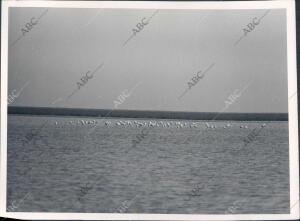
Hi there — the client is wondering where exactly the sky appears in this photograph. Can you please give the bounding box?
[8,7,288,113]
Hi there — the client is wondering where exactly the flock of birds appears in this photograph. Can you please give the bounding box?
[54,119,266,129]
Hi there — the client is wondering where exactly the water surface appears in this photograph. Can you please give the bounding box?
[7,115,290,213]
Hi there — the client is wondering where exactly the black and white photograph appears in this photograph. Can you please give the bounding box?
[0,0,299,220]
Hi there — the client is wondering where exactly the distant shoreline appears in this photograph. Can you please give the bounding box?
[7,106,288,121]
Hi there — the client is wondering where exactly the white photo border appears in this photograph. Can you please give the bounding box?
[1,0,299,220]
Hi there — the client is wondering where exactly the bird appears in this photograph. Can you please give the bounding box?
[205,123,210,128]
[191,123,197,128]
[126,121,130,125]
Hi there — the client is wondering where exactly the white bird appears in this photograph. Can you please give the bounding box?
[191,123,197,128]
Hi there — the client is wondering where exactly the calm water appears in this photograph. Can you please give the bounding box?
[7,115,289,213]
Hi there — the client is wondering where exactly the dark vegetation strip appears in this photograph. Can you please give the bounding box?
[8,106,288,121]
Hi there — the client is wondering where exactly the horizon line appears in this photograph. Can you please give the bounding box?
[7,106,288,121]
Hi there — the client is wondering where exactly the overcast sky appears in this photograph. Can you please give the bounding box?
[8,8,287,113]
